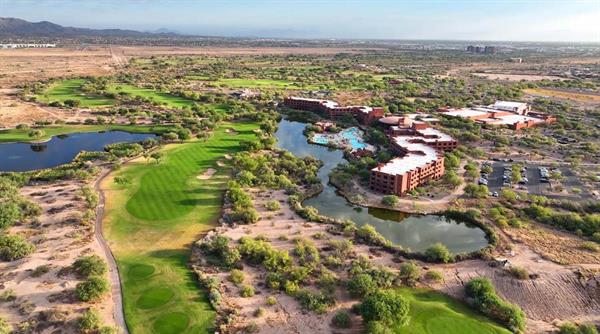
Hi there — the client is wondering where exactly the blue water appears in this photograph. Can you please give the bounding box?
[311,127,368,150]
[276,119,488,253]
[0,131,157,172]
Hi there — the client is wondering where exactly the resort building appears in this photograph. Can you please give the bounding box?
[437,101,556,130]
[369,122,457,196]
[283,97,384,124]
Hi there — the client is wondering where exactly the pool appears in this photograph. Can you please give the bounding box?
[310,127,372,151]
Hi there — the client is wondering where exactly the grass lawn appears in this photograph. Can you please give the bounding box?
[102,122,258,334]
[108,84,199,109]
[0,124,171,143]
[393,288,511,334]
[36,79,116,107]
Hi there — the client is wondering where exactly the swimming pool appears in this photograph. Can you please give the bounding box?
[309,127,371,151]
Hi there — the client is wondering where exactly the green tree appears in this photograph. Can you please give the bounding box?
[0,234,35,261]
[76,276,109,302]
[347,274,377,298]
[360,290,410,326]
[424,243,452,263]
[73,255,108,278]
[78,309,101,334]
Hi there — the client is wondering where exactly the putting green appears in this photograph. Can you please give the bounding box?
[153,312,189,334]
[128,264,155,280]
[137,287,174,309]
[393,288,511,334]
[103,122,259,334]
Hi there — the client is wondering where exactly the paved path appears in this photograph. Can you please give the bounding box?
[94,167,129,334]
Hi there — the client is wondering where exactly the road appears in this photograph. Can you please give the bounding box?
[94,167,129,334]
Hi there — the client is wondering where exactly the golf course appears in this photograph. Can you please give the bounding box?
[36,78,117,107]
[0,124,170,143]
[102,122,259,334]
[394,288,512,334]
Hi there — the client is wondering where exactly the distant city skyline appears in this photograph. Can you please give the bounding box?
[0,0,599,42]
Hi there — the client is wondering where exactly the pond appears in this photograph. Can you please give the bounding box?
[275,119,488,253]
[0,131,157,172]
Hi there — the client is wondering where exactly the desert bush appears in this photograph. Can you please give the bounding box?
[293,238,320,267]
[0,234,35,261]
[332,311,352,328]
[558,322,598,334]
[507,266,529,280]
[399,262,421,285]
[582,241,599,252]
[381,195,400,207]
[31,264,51,278]
[0,316,10,334]
[78,309,101,334]
[229,269,245,285]
[355,224,387,245]
[266,296,277,306]
[76,276,109,302]
[296,289,335,314]
[424,243,452,263]
[347,274,377,298]
[264,200,281,211]
[360,290,410,326]
[253,307,265,317]
[424,270,444,282]
[466,277,525,333]
[366,320,393,334]
[240,284,255,298]
[73,255,107,278]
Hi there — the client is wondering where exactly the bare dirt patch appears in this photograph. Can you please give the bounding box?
[524,88,600,104]
[0,180,115,332]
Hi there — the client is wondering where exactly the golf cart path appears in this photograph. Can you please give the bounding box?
[94,167,129,334]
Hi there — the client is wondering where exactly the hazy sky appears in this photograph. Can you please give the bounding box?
[1,0,599,42]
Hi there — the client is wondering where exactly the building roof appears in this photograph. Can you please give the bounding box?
[443,108,489,118]
[492,101,528,111]
[379,116,402,125]
[374,138,439,175]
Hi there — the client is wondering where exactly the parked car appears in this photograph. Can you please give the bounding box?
[492,191,499,197]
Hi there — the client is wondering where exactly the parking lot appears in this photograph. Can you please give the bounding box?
[483,162,592,200]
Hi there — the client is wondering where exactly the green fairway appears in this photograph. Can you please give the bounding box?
[102,122,258,334]
[36,79,116,107]
[0,124,171,143]
[393,288,511,334]
[108,84,198,109]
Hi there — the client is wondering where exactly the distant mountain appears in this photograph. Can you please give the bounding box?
[0,17,174,37]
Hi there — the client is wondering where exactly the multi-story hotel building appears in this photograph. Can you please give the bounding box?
[369,122,457,196]
[283,97,384,124]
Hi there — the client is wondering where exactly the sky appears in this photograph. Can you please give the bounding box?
[0,0,599,42]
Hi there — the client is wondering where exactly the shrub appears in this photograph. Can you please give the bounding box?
[424,243,452,263]
[0,316,11,334]
[366,320,393,334]
[266,296,277,306]
[381,195,400,207]
[559,322,599,334]
[355,224,387,245]
[331,311,352,328]
[76,276,109,302]
[264,200,281,211]
[296,289,335,314]
[0,234,35,261]
[424,270,444,282]
[582,242,599,252]
[466,277,526,333]
[347,273,377,298]
[253,307,265,317]
[31,264,51,278]
[245,322,259,333]
[73,255,107,278]
[399,262,421,285]
[240,284,255,297]
[360,290,410,326]
[0,289,16,302]
[507,266,529,280]
[78,309,101,333]
[229,269,245,285]
[283,280,299,295]
[293,238,320,266]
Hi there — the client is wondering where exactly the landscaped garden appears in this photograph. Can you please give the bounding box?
[102,122,259,334]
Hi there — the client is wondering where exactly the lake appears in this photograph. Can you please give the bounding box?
[0,131,156,172]
[275,119,488,253]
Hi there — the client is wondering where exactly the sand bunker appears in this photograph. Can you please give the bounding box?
[224,154,233,160]
[197,168,216,180]
[217,160,226,167]
[225,128,238,135]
